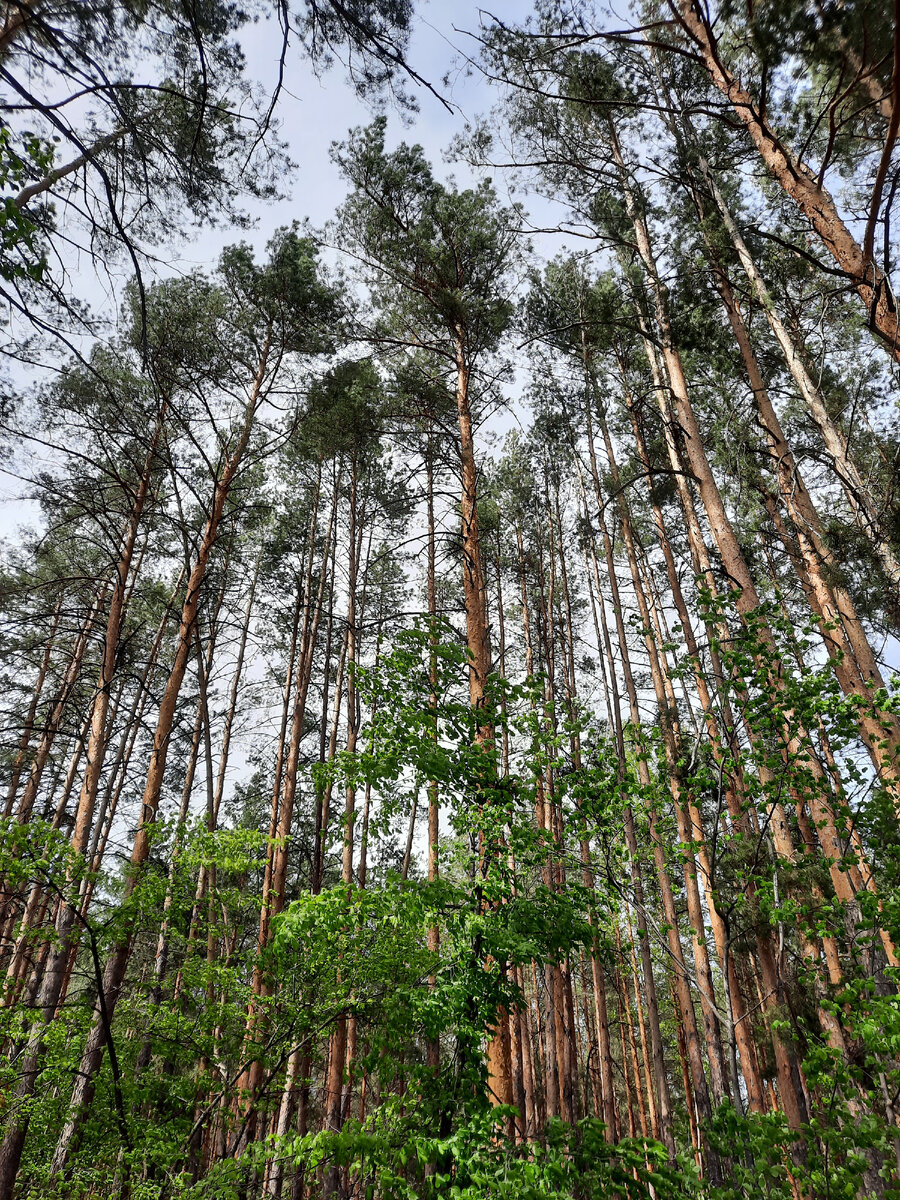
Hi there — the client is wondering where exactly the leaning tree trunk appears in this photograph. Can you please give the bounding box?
[0,410,165,1200]
[688,141,900,604]
[48,337,271,1182]
[674,0,900,367]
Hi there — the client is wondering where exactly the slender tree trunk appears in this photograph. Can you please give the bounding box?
[236,463,339,1146]
[324,459,365,1199]
[3,595,62,815]
[0,413,165,1198]
[574,403,677,1160]
[49,336,271,1180]
[453,332,512,1112]
[426,430,441,1075]
[624,395,767,1112]
[596,392,730,1107]
[5,585,107,831]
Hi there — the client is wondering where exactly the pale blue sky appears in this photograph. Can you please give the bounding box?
[175,0,541,269]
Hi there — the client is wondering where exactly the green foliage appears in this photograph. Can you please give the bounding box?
[262,1113,695,1200]
[0,126,52,283]
[335,118,520,376]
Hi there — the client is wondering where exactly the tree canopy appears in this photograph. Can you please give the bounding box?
[1,2,900,1199]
